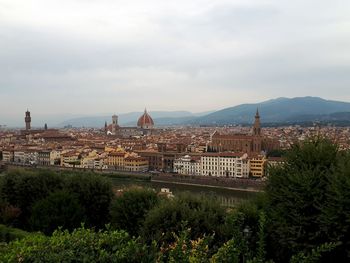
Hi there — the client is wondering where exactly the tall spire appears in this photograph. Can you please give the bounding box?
[253,108,261,136]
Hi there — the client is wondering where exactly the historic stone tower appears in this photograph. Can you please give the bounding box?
[252,108,262,152]
[25,110,31,130]
[253,108,261,136]
[104,121,108,134]
[112,114,118,134]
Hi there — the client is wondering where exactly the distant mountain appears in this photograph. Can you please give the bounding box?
[192,97,350,125]
[57,97,350,127]
[285,112,350,123]
[58,111,205,128]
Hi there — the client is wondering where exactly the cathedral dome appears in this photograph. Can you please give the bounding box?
[137,109,154,129]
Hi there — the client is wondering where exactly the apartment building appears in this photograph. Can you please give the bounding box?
[173,155,200,175]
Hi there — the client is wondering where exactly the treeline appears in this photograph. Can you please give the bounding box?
[0,169,113,234]
[1,138,350,262]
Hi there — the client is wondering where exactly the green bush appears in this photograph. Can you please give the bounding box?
[0,169,65,228]
[0,224,30,243]
[110,187,159,236]
[65,173,113,228]
[0,169,113,232]
[142,193,227,253]
[0,226,154,263]
[30,191,85,235]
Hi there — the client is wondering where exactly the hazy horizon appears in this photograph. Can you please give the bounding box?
[1,0,350,125]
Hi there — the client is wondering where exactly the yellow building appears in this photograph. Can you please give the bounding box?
[61,151,81,167]
[249,154,267,178]
[124,156,149,172]
[107,152,126,169]
[105,146,125,153]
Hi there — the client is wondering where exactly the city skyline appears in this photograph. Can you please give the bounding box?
[1,0,350,124]
[3,95,350,127]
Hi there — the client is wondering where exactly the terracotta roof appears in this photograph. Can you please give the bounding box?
[202,152,245,157]
[137,109,154,127]
[109,152,125,157]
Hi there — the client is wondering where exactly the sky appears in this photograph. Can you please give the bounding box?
[1,0,350,126]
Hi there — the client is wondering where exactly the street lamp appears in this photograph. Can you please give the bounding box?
[243,226,251,263]
[243,226,250,238]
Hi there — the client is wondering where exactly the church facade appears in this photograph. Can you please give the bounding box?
[105,109,155,138]
[208,110,279,154]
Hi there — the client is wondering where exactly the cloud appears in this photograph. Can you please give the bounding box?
[0,0,350,126]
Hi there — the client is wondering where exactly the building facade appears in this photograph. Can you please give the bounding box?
[249,154,267,178]
[174,155,201,175]
[200,153,250,178]
[208,110,279,154]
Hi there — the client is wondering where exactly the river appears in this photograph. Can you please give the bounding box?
[110,178,260,207]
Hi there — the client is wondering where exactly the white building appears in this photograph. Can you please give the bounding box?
[174,155,201,175]
[200,153,250,178]
[2,150,14,163]
[14,150,26,164]
[13,149,38,165]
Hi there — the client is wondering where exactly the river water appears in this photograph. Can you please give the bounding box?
[110,178,260,207]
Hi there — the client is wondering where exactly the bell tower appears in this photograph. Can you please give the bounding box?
[253,108,261,136]
[252,108,262,153]
[25,110,31,130]
[112,114,118,134]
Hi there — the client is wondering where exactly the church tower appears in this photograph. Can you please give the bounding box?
[253,108,261,136]
[25,110,31,130]
[112,114,118,134]
[252,108,262,153]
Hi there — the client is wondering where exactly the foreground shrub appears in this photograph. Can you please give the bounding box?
[0,226,154,263]
[158,229,212,263]
[65,173,113,229]
[110,187,159,236]
[0,169,113,231]
[0,224,30,243]
[142,193,227,253]
[29,191,85,235]
[0,170,64,228]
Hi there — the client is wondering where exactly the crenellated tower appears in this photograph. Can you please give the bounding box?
[25,110,31,130]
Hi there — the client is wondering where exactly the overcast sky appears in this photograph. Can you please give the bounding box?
[1,0,350,125]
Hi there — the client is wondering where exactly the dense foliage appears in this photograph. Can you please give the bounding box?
[266,138,349,262]
[0,224,30,243]
[0,227,154,263]
[0,169,113,233]
[29,191,85,235]
[142,193,227,249]
[110,187,159,236]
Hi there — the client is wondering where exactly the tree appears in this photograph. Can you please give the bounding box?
[110,187,159,236]
[0,169,65,229]
[65,173,113,229]
[318,151,350,261]
[265,138,341,262]
[30,191,85,235]
[142,193,227,253]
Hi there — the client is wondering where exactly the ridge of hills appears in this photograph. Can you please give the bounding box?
[57,97,350,127]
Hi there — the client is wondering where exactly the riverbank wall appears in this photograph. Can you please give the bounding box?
[2,163,265,192]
